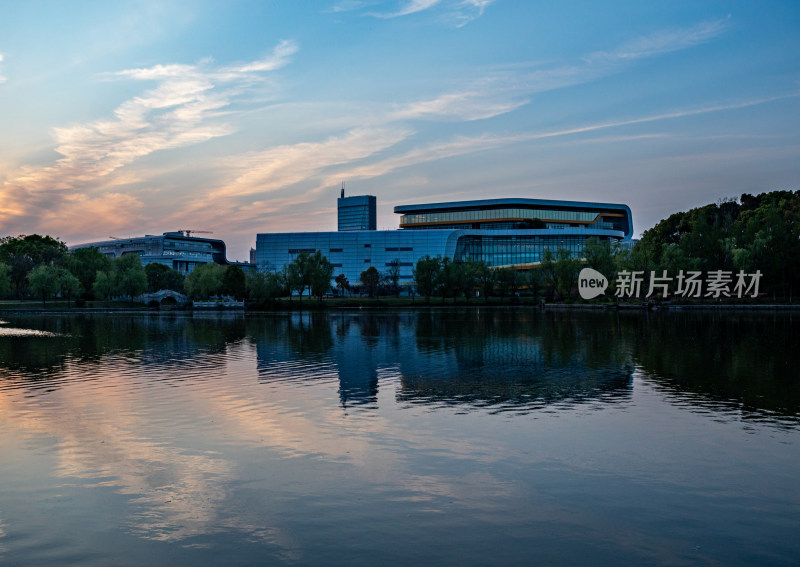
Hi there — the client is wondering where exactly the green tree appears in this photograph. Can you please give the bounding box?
[115,254,148,301]
[287,251,312,302]
[57,269,82,307]
[67,247,112,299]
[0,263,11,297]
[413,255,442,302]
[27,264,60,306]
[309,252,334,301]
[185,263,225,299]
[474,261,496,302]
[554,247,581,299]
[582,237,616,279]
[496,268,522,300]
[0,234,68,297]
[222,265,247,299]
[527,267,545,301]
[246,271,282,306]
[435,256,452,302]
[144,263,185,293]
[92,270,115,300]
[335,273,350,297]
[360,266,381,298]
[385,259,401,297]
[540,248,558,300]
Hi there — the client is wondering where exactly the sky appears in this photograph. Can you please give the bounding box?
[1,1,798,261]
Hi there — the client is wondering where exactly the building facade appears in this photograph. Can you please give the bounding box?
[70,231,237,275]
[337,192,377,231]
[255,196,633,290]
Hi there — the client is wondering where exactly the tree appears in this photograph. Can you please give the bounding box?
[444,261,479,302]
[185,263,225,298]
[222,265,247,299]
[144,263,185,293]
[385,259,401,297]
[67,247,112,299]
[474,261,496,302]
[0,234,68,297]
[0,263,11,298]
[27,265,60,306]
[496,268,522,300]
[57,269,82,307]
[115,254,148,301]
[540,248,558,300]
[413,255,442,302]
[309,252,334,301]
[93,270,115,300]
[335,273,350,297]
[582,237,616,279]
[360,266,381,298]
[246,271,282,306]
[527,267,545,302]
[287,251,312,302]
[554,247,581,299]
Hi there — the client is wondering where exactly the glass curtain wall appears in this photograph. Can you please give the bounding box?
[454,235,601,266]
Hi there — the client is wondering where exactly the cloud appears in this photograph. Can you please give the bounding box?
[391,90,528,121]
[585,19,729,64]
[209,127,412,200]
[0,40,297,237]
[371,0,442,18]
[0,18,741,251]
[362,0,492,25]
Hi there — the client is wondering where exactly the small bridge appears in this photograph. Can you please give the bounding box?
[137,290,190,307]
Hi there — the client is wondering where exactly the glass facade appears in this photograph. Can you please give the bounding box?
[70,233,233,275]
[401,208,606,226]
[454,235,588,266]
[256,196,633,292]
[338,195,377,231]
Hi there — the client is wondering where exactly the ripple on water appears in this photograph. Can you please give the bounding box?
[0,326,61,337]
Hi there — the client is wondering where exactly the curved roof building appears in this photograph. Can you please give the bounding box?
[255,195,632,290]
[70,231,235,275]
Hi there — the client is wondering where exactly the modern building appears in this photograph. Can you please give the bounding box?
[255,195,633,291]
[337,190,377,231]
[70,231,243,275]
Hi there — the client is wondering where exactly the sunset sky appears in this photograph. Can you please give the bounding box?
[1,1,798,260]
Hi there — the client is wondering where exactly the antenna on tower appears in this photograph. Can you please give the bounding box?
[341,181,345,199]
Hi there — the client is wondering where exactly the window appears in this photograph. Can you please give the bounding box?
[364,244,371,248]
[329,248,343,253]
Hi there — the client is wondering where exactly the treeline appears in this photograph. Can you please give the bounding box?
[0,235,250,306]
[3,189,796,306]
[630,189,800,300]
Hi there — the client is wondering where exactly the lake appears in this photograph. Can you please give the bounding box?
[0,309,798,566]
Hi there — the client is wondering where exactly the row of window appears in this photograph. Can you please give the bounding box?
[454,235,610,267]
[400,208,610,226]
[291,246,416,255]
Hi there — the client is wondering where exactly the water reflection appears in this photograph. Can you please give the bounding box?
[625,311,800,423]
[0,310,798,565]
[1,310,798,423]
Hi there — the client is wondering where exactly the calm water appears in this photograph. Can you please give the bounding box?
[0,309,798,566]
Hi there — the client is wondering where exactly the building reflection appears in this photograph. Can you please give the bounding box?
[254,310,635,412]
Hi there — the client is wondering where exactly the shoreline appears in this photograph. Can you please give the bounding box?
[2,301,800,315]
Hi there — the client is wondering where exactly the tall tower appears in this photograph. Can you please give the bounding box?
[337,189,377,231]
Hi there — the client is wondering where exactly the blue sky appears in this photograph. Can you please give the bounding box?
[1,1,798,260]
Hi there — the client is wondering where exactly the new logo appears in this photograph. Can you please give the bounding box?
[578,268,608,300]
